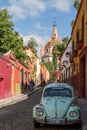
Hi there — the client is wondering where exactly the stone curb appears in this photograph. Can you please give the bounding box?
[0,87,40,109]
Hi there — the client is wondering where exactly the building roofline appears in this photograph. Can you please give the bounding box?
[71,0,83,35]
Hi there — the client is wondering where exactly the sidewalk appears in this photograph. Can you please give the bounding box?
[0,87,40,109]
[77,98,87,130]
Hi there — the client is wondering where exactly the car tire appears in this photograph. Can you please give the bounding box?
[34,120,40,128]
[75,122,82,129]
[78,122,82,129]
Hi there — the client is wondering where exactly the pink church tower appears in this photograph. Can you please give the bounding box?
[52,20,58,41]
[41,19,62,62]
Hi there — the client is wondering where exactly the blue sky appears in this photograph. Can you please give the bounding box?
[0,0,77,54]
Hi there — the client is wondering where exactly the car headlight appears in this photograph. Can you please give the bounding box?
[69,111,77,117]
[36,108,43,116]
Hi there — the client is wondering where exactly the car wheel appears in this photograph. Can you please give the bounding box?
[75,122,82,129]
[34,120,40,128]
[78,122,82,129]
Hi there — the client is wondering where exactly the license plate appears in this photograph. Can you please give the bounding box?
[48,119,60,124]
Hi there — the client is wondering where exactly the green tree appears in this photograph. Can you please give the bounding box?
[0,8,14,52]
[74,0,80,10]
[53,37,69,55]
[62,37,69,48]
[71,20,75,27]
[41,61,55,82]
[12,32,28,65]
[52,37,69,70]
[0,8,28,66]
[27,37,38,54]
[71,0,80,27]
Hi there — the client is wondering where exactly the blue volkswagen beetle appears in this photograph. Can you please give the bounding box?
[33,83,81,128]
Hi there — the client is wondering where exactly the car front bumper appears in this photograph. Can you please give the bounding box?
[34,117,81,125]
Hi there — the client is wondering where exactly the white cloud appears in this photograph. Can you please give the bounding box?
[34,22,46,30]
[8,0,46,19]
[8,5,27,19]
[47,0,73,12]
[23,35,42,44]
[7,0,73,19]
[6,0,74,54]
[22,34,46,47]
[22,34,46,57]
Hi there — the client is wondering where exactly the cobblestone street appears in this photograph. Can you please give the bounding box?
[0,88,83,130]
[0,89,41,130]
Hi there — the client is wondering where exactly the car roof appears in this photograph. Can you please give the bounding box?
[43,83,73,90]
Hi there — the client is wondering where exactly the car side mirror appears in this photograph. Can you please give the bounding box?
[74,89,79,98]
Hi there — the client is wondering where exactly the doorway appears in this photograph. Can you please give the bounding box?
[80,56,85,98]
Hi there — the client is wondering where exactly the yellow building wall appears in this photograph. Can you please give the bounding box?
[31,52,37,82]
[72,0,87,76]
[25,47,37,82]
[73,57,79,75]
[16,83,21,95]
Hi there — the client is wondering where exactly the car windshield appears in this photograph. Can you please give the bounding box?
[43,87,72,97]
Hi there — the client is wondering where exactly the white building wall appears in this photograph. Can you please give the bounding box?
[61,40,72,67]
[60,40,72,80]
[46,69,50,83]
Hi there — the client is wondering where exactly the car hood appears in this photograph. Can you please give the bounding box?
[42,97,73,119]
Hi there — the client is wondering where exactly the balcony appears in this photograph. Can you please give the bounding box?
[77,39,83,50]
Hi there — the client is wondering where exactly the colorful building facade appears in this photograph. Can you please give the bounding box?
[71,0,87,99]
[60,39,73,85]
[0,50,30,99]
[0,57,12,99]
[25,47,38,83]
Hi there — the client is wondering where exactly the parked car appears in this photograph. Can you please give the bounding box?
[33,83,82,128]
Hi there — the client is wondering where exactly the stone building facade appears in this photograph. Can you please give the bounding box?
[41,20,62,62]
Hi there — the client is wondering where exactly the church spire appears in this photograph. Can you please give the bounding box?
[52,18,58,41]
[54,17,57,26]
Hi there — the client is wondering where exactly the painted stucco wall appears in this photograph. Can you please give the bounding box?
[0,58,12,99]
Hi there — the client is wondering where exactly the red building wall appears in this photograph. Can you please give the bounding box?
[0,58,12,99]
[0,52,31,99]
